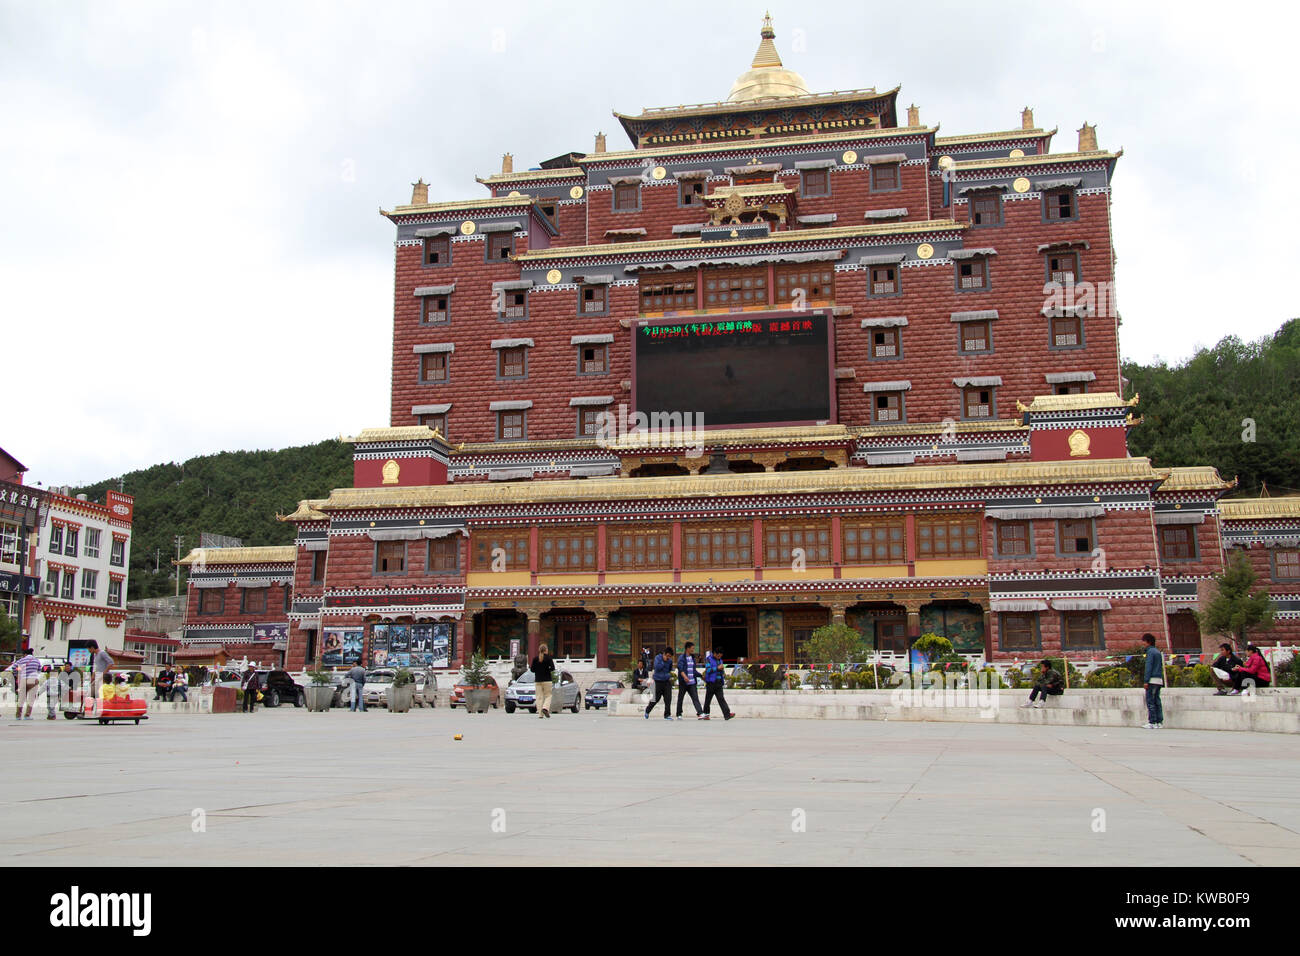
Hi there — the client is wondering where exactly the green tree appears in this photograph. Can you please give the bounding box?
[0,613,22,657]
[912,632,954,661]
[1197,551,1276,645]
[804,622,867,668]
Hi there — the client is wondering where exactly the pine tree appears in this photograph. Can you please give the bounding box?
[1197,550,1276,645]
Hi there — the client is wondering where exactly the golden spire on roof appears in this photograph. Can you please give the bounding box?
[727,14,811,103]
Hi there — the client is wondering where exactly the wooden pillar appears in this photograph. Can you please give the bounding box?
[672,520,683,583]
[595,612,610,668]
[830,603,847,626]
[901,599,924,643]
[526,609,541,659]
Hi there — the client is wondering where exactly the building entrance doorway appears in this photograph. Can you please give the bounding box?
[708,611,750,661]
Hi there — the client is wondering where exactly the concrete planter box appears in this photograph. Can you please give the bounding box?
[387,685,415,712]
[465,688,492,713]
[305,685,334,712]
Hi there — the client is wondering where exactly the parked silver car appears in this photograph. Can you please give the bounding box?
[356,669,438,709]
[504,670,580,714]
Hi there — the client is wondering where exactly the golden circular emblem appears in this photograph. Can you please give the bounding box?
[1009,149,1025,159]
[459,220,476,235]
[569,185,584,200]
[546,269,562,285]
[651,166,666,180]
[1012,177,1031,194]
[841,150,858,165]
[724,193,746,217]
[916,243,934,260]
[507,190,522,198]
[937,155,954,170]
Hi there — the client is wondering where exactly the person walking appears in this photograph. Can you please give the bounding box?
[702,648,734,721]
[1141,633,1164,729]
[675,641,704,720]
[1210,643,1242,695]
[1019,660,1065,709]
[531,643,556,718]
[347,661,367,712]
[644,646,674,720]
[90,641,114,700]
[9,648,42,720]
[1228,644,1272,695]
[241,665,262,714]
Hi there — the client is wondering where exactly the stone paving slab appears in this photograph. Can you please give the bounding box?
[1,708,1297,866]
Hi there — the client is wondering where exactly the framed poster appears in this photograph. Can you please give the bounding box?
[369,625,390,667]
[431,622,452,668]
[321,629,346,666]
[341,630,363,665]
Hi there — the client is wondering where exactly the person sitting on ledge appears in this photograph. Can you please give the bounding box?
[1020,660,1064,709]
[1228,645,1272,695]
[1210,643,1242,695]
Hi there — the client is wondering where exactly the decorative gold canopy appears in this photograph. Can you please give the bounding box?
[726,14,811,103]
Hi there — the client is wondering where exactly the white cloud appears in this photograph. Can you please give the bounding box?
[3,0,1296,487]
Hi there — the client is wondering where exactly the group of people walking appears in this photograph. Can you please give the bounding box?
[7,641,116,719]
[642,642,735,721]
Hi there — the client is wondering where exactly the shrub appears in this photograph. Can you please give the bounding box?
[307,670,333,686]
[1004,667,1027,689]
[1084,666,1135,689]
[912,633,954,664]
[829,672,844,689]
[460,654,491,688]
[805,623,868,667]
[787,673,800,689]
[1273,655,1299,688]
[392,668,413,688]
[977,667,1005,689]
[1188,663,1216,688]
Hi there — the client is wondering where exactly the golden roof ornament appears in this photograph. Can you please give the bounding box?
[726,14,811,103]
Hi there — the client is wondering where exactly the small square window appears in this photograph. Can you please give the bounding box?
[500,291,527,321]
[971,195,1001,226]
[963,387,994,420]
[1061,611,1103,650]
[421,294,449,325]
[1273,549,1300,581]
[498,411,526,441]
[423,235,450,266]
[419,413,447,436]
[957,258,987,290]
[1058,519,1094,555]
[614,183,639,211]
[580,284,607,315]
[999,613,1040,650]
[868,266,898,297]
[1051,315,1083,348]
[1046,251,1079,284]
[375,541,406,574]
[199,589,224,615]
[996,521,1031,557]
[801,169,830,198]
[1053,382,1086,396]
[498,347,526,379]
[578,406,607,438]
[1159,526,1196,561]
[420,352,448,383]
[872,392,903,423]
[871,163,900,192]
[871,328,900,359]
[959,321,991,353]
[487,232,513,261]
[579,344,608,374]
[679,180,705,206]
[1044,188,1076,221]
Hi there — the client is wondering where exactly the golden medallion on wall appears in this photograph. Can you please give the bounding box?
[1009,149,1025,159]
[842,150,858,165]
[1068,429,1092,457]
[916,243,934,260]
[569,186,584,199]
[507,190,522,198]
[546,269,562,284]
[381,459,401,484]
[937,155,954,170]
[651,166,666,180]
[1012,177,1031,194]
[459,220,476,235]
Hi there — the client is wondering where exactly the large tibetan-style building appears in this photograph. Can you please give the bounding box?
[180,18,1300,671]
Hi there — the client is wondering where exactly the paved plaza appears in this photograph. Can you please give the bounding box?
[2,708,1298,866]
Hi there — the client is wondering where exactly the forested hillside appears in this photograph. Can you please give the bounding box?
[1124,318,1300,498]
[73,440,352,601]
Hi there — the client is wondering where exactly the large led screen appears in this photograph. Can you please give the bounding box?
[632,310,833,427]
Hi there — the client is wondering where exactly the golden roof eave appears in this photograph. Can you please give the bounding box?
[475,168,585,185]
[614,86,901,123]
[1153,467,1236,494]
[382,195,537,219]
[1018,392,1131,414]
[176,546,297,567]
[1219,496,1300,520]
[609,424,853,452]
[582,124,935,165]
[279,499,329,522]
[316,457,1165,512]
[935,127,1057,146]
[344,426,445,444]
[511,218,966,263]
[854,418,1026,438]
[952,149,1122,172]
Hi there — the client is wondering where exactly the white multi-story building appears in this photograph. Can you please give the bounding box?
[27,489,134,661]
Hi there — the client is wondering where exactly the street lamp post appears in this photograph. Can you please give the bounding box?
[173,535,185,598]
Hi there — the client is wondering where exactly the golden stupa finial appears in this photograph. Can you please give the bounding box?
[752,13,782,67]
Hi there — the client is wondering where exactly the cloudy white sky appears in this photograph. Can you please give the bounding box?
[2,0,1296,488]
